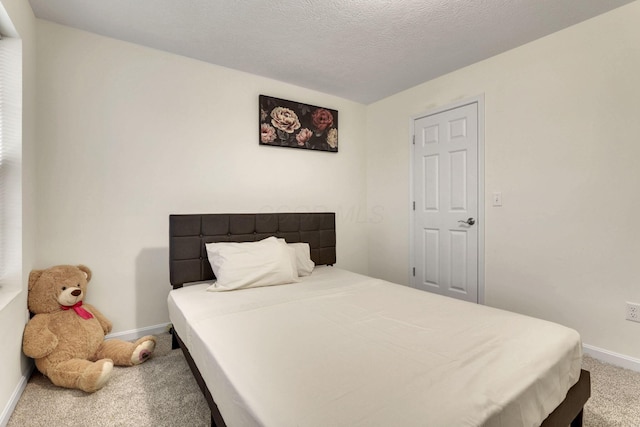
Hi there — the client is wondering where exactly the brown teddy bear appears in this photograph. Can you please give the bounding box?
[22,264,156,392]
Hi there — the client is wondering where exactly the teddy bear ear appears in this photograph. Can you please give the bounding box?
[76,265,92,282]
[28,270,44,291]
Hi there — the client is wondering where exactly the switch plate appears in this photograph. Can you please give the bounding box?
[492,192,502,207]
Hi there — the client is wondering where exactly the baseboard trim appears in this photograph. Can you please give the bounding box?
[0,363,34,427]
[105,322,171,342]
[583,343,640,372]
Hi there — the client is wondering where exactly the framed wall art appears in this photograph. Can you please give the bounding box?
[259,95,338,152]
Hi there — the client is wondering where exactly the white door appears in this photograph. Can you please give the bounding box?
[412,101,480,303]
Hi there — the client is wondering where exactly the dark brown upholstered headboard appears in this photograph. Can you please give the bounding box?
[169,212,336,288]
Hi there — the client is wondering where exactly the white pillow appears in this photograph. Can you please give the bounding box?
[205,236,299,291]
[288,242,315,276]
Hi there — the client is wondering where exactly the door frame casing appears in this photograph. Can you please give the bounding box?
[408,95,485,304]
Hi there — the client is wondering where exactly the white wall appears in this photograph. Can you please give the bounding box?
[366,2,640,358]
[35,20,369,333]
[0,0,36,423]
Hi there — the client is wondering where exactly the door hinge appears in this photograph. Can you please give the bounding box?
[412,267,415,276]
[412,135,415,145]
[413,201,415,210]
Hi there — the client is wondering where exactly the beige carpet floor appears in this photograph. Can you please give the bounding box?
[7,333,640,426]
[8,333,211,427]
[582,354,640,426]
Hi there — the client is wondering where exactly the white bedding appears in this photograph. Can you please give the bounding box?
[168,266,582,427]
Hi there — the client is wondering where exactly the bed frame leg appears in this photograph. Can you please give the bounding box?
[170,326,179,350]
[570,409,584,427]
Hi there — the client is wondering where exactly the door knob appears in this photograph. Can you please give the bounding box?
[458,218,475,226]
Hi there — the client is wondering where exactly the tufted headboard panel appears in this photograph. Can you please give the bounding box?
[169,212,336,288]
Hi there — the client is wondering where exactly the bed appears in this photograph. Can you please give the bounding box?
[168,212,590,427]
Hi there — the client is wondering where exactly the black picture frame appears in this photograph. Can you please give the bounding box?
[259,95,338,152]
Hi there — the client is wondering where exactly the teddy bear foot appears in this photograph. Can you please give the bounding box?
[79,359,113,393]
[131,336,156,365]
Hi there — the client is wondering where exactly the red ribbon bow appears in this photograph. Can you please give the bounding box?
[60,301,94,319]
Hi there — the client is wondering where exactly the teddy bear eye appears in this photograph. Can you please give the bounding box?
[62,287,67,290]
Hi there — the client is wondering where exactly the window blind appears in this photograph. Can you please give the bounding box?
[0,35,22,288]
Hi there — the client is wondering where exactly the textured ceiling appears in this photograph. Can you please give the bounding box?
[28,0,634,104]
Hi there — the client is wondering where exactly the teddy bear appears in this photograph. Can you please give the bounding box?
[22,264,156,393]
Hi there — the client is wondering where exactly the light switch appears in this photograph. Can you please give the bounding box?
[492,192,502,207]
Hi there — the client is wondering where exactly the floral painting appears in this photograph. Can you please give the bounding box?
[259,95,338,152]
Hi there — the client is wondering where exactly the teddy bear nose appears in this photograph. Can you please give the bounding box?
[71,289,81,297]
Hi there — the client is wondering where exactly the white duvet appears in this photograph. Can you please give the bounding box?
[168,266,582,427]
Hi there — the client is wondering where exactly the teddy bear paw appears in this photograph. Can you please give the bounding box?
[94,359,114,390]
[79,359,113,393]
[131,339,156,365]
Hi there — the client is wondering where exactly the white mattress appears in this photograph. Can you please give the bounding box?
[168,266,582,427]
